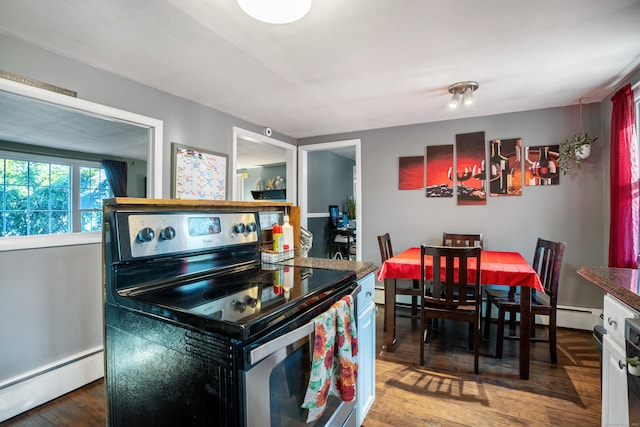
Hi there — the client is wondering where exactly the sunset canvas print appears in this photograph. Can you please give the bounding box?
[398,156,424,190]
[425,144,454,197]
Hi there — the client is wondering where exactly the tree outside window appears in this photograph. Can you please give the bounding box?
[0,157,112,236]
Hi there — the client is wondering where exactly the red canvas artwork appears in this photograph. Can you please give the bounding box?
[524,145,560,186]
[398,156,424,190]
[425,145,454,197]
[455,131,487,205]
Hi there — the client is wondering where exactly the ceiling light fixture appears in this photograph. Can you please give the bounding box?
[237,0,312,24]
[448,81,479,109]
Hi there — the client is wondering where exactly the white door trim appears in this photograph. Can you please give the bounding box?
[299,139,362,260]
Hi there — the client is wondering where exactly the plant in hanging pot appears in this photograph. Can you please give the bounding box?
[558,132,598,175]
[558,98,599,175]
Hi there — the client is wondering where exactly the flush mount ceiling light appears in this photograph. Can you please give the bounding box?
[448,81,479,109]
[238,0,312,24]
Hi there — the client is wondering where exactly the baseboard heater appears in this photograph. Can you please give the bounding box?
[0,346,104,422]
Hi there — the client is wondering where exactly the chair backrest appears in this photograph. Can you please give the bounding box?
[442,232,483,248]
[420,245,482,306]
[532,238,566,305]
[377,233,394,263]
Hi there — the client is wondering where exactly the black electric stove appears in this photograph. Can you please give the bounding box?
[102,203,357,426]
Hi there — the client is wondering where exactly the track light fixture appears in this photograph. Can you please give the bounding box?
[448,81,479,109]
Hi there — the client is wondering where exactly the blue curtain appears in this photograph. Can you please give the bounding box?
[101,160,128,197]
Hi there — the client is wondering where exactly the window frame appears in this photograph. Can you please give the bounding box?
[0,150,112,248]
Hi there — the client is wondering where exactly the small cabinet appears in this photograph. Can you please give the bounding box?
[602,334,629,426]
[356,273,375,426]
[601,294,638,427]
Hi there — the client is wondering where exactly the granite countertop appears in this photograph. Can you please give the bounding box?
[577,266,640,312]
[280,257,378,281]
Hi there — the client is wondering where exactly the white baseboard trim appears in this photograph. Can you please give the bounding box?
[0,346,104,423]
[374,287,601,331]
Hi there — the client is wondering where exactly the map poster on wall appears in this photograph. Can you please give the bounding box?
[171,143,228,200]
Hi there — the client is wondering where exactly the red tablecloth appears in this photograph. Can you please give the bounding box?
[377,248,544,292]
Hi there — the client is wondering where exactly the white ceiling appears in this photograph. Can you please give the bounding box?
[1,0,639,163]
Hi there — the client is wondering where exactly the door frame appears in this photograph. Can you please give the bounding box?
[299,139,361,261]
[231,126,297,203]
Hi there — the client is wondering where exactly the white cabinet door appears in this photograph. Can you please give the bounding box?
[356,273,375,426]
[602,334,629,427]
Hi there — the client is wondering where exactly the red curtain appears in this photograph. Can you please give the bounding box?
[609,84,639,268]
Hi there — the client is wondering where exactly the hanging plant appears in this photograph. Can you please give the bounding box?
[558,99,599,175]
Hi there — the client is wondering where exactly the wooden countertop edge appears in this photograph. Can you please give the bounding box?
[577,266,640,312]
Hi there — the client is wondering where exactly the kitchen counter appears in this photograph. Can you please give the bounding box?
[577,266,640,312]
[281,257,378,281]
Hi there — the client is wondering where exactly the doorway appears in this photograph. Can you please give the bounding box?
[299,139,361,261]
[231,127,297,204]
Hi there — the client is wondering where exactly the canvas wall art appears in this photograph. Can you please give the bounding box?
[455,131,486,205]
[398,156,424,190]
[524,145,560,186]
[489,138,523,197]
[425,144,454,198]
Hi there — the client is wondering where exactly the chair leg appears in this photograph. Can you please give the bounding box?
[496,307,506,359]
[411,279,419,317]
[549,312,558,364]
[419,310,426,366]
[483,297,492,340]
[383,308,387,332]
[468,322,474,350]
[508,311,516,335]
[474,318,480,374]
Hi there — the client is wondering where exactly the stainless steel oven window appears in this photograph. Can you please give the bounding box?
[243,320,356,427]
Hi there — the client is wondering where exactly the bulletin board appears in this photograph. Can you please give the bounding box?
[171,143,228,200]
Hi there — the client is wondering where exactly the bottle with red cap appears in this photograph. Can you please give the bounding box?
[272,224,283,252]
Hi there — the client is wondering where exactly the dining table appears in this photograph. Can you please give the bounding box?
[377,247,544,380]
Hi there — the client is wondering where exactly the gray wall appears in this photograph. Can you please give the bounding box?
[0,244,103,379]
[300,103,608,310]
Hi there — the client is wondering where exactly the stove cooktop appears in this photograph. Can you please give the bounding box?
[122,263,355,340]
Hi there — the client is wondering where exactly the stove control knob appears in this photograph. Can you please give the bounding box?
[136,227,155,243]
[244,295,258,308]
[232,223,246,234]
[245,222,257,233]
[159,226,176,241]
[232,299,247,313]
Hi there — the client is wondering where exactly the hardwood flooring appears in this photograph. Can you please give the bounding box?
[1,306,601,426]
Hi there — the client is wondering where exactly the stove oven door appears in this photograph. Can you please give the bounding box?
[242,286,359,427]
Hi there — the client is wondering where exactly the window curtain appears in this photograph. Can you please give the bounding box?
[609,84,639,268]
[101,159,128,197]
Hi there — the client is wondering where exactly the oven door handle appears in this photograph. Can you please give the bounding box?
[248,321,315,366]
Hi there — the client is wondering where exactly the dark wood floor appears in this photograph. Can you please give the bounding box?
[1,306,601,426]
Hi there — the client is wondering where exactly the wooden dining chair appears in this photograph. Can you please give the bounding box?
[442,232,484,248]
[483,238,566,363]
[377,233,421,332]
[419,245,482,374]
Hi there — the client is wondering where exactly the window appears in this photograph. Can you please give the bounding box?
[0,154,112,237]
[79,166,112,232]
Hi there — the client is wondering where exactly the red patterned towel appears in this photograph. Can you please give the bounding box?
[301,295,358,422]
